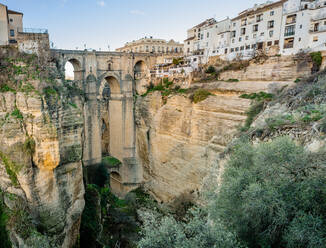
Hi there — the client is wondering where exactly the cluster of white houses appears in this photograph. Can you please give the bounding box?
[185,0,326,61]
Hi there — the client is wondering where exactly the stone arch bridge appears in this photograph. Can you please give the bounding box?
[51,49,158,195]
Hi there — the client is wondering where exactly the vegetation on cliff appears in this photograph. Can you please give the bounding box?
[138,72,326,247]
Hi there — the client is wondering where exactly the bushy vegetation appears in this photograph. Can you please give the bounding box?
[310,51,322,72]
[190,89,213,104]
[23,136,36,156]
[138,208,243,248]
[205,65,216,74]
[240,91,273,101]
[138,137,326,248]
[226,78,239,82]
[241,101,265,131]
[141,78,188,103]
[0,192,11,248]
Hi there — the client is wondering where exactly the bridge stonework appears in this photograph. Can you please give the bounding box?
[51,49,157,195]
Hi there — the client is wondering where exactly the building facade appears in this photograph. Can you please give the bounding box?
[0,3,23,45]
[227,0,286,60]
[184,0,326,61]
[116,37,183,54]
[280,0,326,55]
[8,9,23,44]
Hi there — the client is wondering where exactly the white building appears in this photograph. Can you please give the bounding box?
[184,18,217,56]
[228,0,286,60]
[280,0,326,55]
[200,18,231,59]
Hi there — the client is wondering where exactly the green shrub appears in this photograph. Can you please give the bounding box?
[43,87,57,97]
[191,89,213,104]
[0,152,22,187]
[243,101,264,130]
[138,208,243,248]
[23,136,36,156]
[11,107,23,120]
[205,66,216,74]
[240,92,273,101]
[310,51,322,68]
[211,137,326,248]
[226,78,239,82]
[0,84,16,93]
[102,156,121,168]
[0,194,11,248]
[294,78,301,83]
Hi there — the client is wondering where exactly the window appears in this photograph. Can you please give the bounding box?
[285,25,295,36]
[286,14,296,24]
[253,34,257,38]
[246,45,250,50]
[324,21,326,25]
[260,32,264,36]
[231,48,234,52]
[9,18,13,22]
[225,48,228,54]
[241,19,247,26]
[268,20,274,29]
[253,24,259,32]
[267,41,273,46]
[235,47,239,51]
[270,11,274,16]
[187,42,190,45]
[304,4,308,9]
[232,39,235,43]
[233,22,236,27]
[231,31,236,38]
[245,36,249,40]
[284,37,294,48]
[207,32,209,38]
[252,44,257,49]
[10,29,14,37]
[241,28,246,35]
[240,46,244,50]
[239,37,242,42]
[256,14,263,22]
[314,23,319,32]
[313,36,318,42]
[201,34,203,39]
[300,24,303,29]
[269,30,274,37]
[274,40,279,45]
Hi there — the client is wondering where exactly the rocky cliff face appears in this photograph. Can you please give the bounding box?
[135,81,291,203]
[0,48,85,247]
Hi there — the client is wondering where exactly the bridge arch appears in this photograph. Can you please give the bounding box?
[134,60,149,95]
[64,58,82,80]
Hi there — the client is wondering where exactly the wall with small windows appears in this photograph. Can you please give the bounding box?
[227,1,284,60]
[0,4,9,45]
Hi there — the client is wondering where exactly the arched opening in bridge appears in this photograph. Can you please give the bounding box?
[104,76,120,94]
[110,172,123,197]
[134,60,147,80]
[64,59,82,81]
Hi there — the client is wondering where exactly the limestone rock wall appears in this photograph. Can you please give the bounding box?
[135,81,291,202]
[219,55,312,81]
[0,49,85,247]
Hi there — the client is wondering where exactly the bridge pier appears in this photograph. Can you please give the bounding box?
[51,49,158,196]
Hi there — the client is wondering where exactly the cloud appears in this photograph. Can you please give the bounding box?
[97,1,106,7]
[129,9,145,16]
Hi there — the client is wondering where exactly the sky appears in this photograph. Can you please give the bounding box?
[1,0,270,51]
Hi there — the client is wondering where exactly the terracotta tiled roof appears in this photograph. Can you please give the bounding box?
[184,36,195,42]
[8,9,23,15]
[231,0,286,21]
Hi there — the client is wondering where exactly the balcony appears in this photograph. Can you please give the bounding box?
[18,28,48,34]
[310,26,326,33]
[284,31,295,37]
